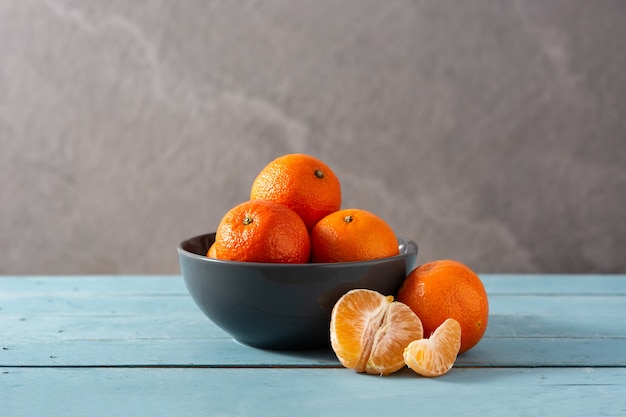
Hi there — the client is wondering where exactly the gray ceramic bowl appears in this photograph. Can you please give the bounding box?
[178,233,418,350]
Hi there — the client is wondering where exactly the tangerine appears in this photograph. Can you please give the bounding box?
[206,242,217,258]
[397,260,488,353]
[330,289,423,376]
[310,208,399,263]
[213,199,310,263]
[250,154,341,231]
[403,318,461,377]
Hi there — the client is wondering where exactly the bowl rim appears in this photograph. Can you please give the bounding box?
[178,232,418,269]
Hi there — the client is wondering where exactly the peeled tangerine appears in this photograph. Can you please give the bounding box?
[403,318,462,377]
[330,289,423,376]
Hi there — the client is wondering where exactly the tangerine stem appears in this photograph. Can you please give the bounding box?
[314,169,324,179]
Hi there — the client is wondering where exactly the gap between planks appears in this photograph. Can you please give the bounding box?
[2,364,625,370]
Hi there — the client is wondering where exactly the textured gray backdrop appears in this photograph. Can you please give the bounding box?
[2,0,625,274]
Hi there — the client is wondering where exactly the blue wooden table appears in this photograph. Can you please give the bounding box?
[1,275,625,416]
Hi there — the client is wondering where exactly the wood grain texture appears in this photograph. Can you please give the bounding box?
[3,368,626,417]
[1,275,626,416]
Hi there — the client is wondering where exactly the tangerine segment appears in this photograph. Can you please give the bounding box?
[330,289,423,376]
[330,290,388,371]
[367,300,424,375]
[403,318,461,377]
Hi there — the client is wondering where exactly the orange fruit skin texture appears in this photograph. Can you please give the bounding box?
[330,289,423,376]
[397,260,489,354]
[310,208,400,263]
[206,243,217,258]
[213,199,310,263]
[250,154,342,231]
[404,318,462,377]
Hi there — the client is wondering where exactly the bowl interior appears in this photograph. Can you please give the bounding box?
[179,233,418,267]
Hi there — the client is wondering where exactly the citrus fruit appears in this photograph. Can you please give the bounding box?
[206,242,217,258]
[403,318,462,377]
[396,260,488,353]
[310,208,399,263]
[213,199,310,263]
[330,289,423,376]
[250,153,341,230]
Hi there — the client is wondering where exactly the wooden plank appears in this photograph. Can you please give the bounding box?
[0,294,197,316]
[2,276,625,368]
[2,275,626,416]
[3,277,625,330]
[456,338,626,367]
[480,274,626,295]
[1,313,231,340]
[3,274,626,299]
[2,320,625,367]
[3,313,621,351]
[2,367,625,417]
[3,337,625,368]
[1,339,339,367]
[0,275,186,295]
[4,291,625,318]
[3,296,625,339]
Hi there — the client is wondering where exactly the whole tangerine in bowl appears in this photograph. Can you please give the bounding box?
[177,233,418,350]
[310,208,400,263]
[250,153,342,231]
[213,199,310,264]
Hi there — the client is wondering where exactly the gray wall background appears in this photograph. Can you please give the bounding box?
[2,0,625,275]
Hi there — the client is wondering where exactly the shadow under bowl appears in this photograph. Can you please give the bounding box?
[178,233,418,350]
